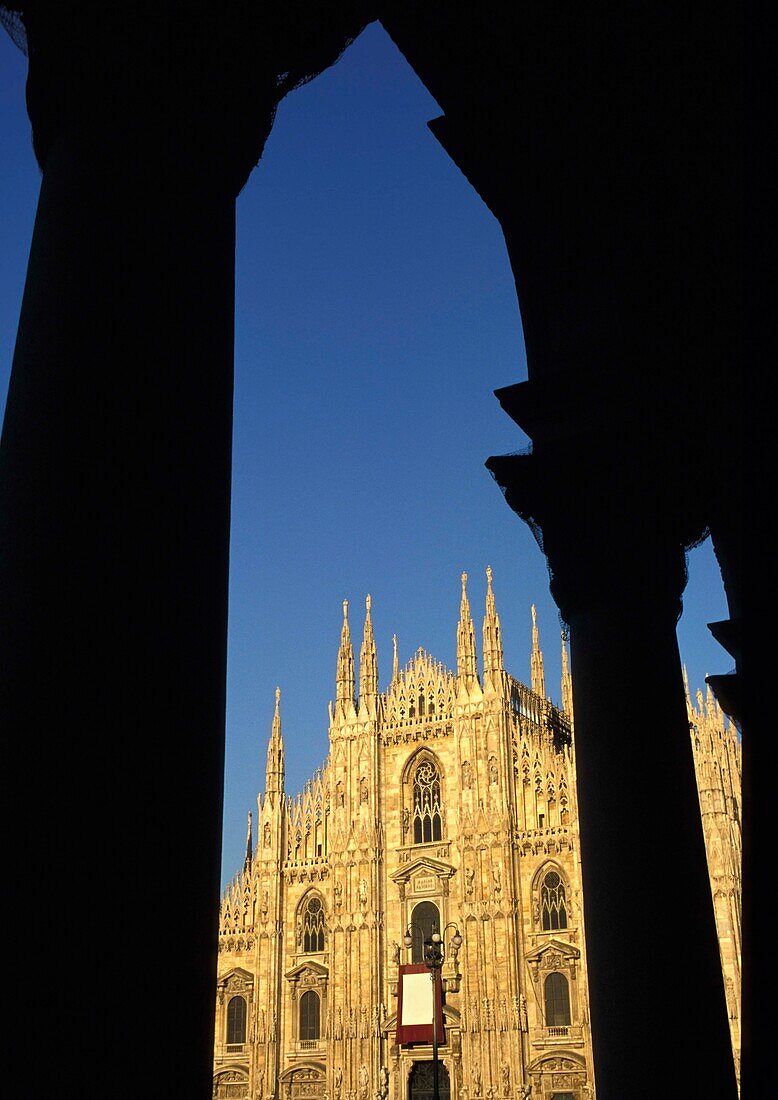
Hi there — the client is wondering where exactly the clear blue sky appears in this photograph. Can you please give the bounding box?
[0,23,732,889]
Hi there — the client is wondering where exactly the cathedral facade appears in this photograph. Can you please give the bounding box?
[213,570,741,1100]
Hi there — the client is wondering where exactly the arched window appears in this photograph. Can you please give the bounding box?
[226,995,247,1045]
[410,900,440,964]
[544,972,571,1027]
[412,758,443,843]
[299,989,321,1041]
[302,895,325,953]
[408,1060,450,1100]
[540,869,568,930]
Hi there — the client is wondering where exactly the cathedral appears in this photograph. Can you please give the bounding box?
[213,570,741,1100]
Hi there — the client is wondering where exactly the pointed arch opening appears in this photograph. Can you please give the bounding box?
[299,892,326,953]
[405,752,444,844]
[533,863,570,932]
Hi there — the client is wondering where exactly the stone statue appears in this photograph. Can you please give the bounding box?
[378,1067,389,1100]
[359,878,368,908]
[472,1066,482,1096]
[465,867,475,898]
[391,941,401,965]
[334,1067,343,1100]
[501,1063,510,1096]
[334,882,343,910]
[462,761,472,789]
[359,1065,370,1100]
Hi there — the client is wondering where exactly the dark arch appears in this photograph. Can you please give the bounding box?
[226,995,247,1044]
[408,1060,450,1100]
[410,899,440,964]
[299,989,321,1041]
[544,972,571,1028]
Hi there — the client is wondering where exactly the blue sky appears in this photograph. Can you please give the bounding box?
[0,23,731,889]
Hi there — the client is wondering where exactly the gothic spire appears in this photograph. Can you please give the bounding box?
[359,593,378,706]
[530,604,546,698]
[561,628,573,717]
[335,599,355,719]
[392,633,399,685]
[265,686,285,796]
[482,565,504,675]
[244,810,253,873]
[682,664,692,713]
[457,571,478,682]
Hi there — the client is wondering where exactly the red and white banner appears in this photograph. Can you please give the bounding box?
[395,963,445,1046]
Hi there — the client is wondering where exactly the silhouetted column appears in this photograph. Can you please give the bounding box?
[486,441,738,1099]
[2,7,372,1089]
[0,12,276,1097]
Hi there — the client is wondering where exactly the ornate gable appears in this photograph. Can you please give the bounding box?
[285,960,329,982]
[217,967,254,1003]
[525,939,581,982]
[383,648,455,727]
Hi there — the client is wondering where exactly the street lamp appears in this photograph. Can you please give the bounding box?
[404,922,463,1100]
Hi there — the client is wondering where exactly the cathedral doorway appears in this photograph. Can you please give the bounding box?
[409,901,441,964]
[408,1061,450,1100]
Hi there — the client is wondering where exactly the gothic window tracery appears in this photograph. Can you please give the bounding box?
[301,894,325,953]
[540,869,568,930]
[226,995,247,1045]
[411,757,443,844]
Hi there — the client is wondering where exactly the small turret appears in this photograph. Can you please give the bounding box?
[482,565,504,677]
[244,810,253,873]
[457,571,478,684]
[561,628,573,718]
[530,604,546,698]
[359,594,378,714]
[335,599,356,722]
[683,664,693,714]
[265,686,285,797]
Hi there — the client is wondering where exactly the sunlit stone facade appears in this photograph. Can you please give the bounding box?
[214,570,741,1100]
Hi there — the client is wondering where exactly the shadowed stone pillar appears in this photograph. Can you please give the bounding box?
[486,435,738,1100]
[0,5,371,1094]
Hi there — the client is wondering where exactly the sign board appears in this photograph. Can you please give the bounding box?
[395,964,445,1046]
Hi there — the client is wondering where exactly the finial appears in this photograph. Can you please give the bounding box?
[486,565,493,591]
[457,569,478,681]
[244,810,253,871]
[366,594,371,614]
[530,604,546,698]
[392,634,399,682]
[275,686,281,707]
[343,599,349,620]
